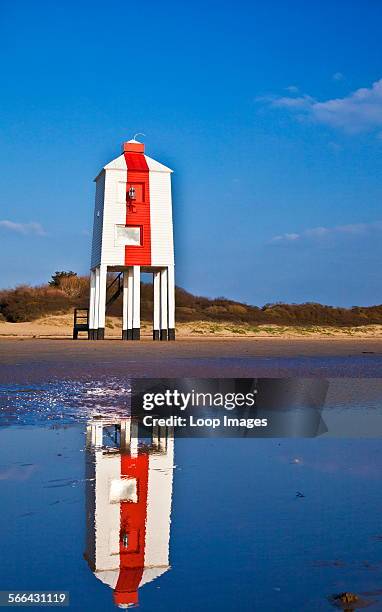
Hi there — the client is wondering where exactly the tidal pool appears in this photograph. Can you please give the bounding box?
[1,379,382,610]
[1,423,382,610]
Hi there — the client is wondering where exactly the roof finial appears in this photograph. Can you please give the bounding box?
[133,133,146,141]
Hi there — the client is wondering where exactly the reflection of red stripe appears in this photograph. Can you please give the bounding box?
[114,452,149,607]
[124,152,151,265]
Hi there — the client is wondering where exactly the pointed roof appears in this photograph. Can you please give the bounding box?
[95,143,173,179]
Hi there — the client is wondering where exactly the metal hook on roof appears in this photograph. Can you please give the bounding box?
[133,133,146,141]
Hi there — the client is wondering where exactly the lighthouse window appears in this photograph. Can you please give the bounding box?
[127,183,144,202]
[115,225,142,247]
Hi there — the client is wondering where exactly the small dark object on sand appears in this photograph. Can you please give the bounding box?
[328,591,374,609]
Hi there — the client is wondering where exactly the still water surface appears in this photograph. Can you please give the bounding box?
[1,380,382,610]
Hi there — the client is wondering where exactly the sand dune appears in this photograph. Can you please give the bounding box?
[1,313,382,339]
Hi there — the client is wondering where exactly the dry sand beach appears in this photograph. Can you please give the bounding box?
[2,313,382,339]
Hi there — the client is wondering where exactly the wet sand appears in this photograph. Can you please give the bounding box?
[0,337,382,382]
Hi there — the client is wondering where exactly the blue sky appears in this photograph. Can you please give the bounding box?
[1,0,381,306]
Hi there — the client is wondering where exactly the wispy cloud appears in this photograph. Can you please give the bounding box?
[0,220,46,236]
[332,72,345,81]
[259,78,382,134]
[327,141,343,152]
[271,221,382,244]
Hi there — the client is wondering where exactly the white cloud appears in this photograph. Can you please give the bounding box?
[0,220,46,236]
[263,78,382,134]
[271,94,314,109]
[327,141,343,152]
[285,85,299,93]
[332,72,344,81]
[272,232,300,242]
[271,221,382,244]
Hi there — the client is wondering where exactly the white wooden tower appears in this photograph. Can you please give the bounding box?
[89,139,175,340]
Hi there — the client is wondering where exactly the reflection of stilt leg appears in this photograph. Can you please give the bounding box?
[86,422,104,447]
[152,425,159,448]
[159,426,167,452]
[120,418,131,449]
[120,418,139,455]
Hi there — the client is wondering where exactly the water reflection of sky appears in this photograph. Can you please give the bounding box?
[0,378,131,426]
[2,378,382,437]
[1,422,382,610]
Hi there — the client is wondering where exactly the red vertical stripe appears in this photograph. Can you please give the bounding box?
[124,152,151,266]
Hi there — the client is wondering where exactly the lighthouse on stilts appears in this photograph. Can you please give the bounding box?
[88,139,175,341]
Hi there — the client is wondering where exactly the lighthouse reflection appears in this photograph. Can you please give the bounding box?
[84,417,174,608]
